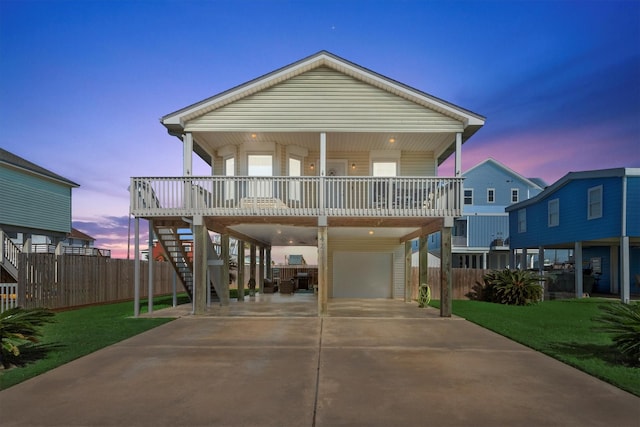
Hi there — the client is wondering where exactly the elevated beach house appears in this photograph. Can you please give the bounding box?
[129,51,485,316]
[506,168,640,302]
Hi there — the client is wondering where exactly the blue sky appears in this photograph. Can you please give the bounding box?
[1,0,639,258]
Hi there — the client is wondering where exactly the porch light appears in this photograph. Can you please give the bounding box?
[251,133,257,139]
[368,230,374,235]
[310,163,315,170]
[389,137,395,144]
[351,163,356,170]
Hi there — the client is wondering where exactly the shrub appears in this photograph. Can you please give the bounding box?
[466,271,500,303]
[1,307,57,369]
[593,302,640,366]
[470,269,543,305]
[493,269,543,305]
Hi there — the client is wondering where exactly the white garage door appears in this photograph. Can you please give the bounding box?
[333,252,392,298]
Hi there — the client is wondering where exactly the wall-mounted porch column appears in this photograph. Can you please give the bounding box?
[237,241,245,301]
[455,132,462,177]
[183,132,193,176]
[266,247,272,279]
[440,219,453,317]
[318,216,328,315]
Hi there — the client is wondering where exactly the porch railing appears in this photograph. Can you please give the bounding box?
[1,230,20,280]
[130,176,463,218]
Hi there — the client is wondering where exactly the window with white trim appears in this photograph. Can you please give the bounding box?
[248,154,273,197]
[224,157,235,200]
[511,188,519,203]
[588,185,603,219]
[464,189,473,205]
[518,208,527,233]
[548,199,559,227]
[487,188,495,203]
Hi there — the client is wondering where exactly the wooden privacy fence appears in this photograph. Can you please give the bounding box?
[17,254,174,310]
[410,267,489,301]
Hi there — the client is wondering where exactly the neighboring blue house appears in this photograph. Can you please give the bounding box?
[427,158,546,269]
[506,168,640,302]
[0,148,79,281]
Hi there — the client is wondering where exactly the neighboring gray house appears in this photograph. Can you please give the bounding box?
[427,158,546,269]
[0,148,79,281]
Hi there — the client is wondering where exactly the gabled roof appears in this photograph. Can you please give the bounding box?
[0,148,79,187]
[161,50,485,137]
[463,158,546,190]
[506,167,640,212]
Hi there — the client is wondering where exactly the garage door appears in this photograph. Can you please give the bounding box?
[333,252,392,298]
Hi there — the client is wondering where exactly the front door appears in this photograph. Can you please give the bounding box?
[326,160,347,208]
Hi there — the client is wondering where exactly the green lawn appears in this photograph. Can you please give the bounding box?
[430,298,640,397]
[0,294,187,390]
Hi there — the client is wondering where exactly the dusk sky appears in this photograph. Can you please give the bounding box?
[1,0,639,259]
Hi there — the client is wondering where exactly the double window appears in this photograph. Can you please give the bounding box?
[518,209,527,233]
[487,188,495,203]
[511,188,519,203]
[464,189,473,205]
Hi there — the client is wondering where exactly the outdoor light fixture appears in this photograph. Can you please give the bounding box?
[310,163,315,170]
[251,133,257,139]
[389,137,396,143]
[368,230,374,235]
[351,163,356,170]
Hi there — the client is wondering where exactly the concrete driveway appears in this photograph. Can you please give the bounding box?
[1,295,638,426]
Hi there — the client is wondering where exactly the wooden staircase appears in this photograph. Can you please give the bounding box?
[153,225,236,304]
[0,228,20,281]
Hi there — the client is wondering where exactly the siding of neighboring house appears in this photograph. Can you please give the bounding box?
[627,176,640,236]
[510,176,623,247]
[0,166,73,234]
[466,215,509,247]
[186,67,464,133]
[328,237,405,298]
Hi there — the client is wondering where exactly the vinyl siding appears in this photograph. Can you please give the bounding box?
[467,215,509,247]
[0,166,72,234]
[328,237,405,298]
[509,177,625,248]
[626,176,640,236]
[185,67,463,133]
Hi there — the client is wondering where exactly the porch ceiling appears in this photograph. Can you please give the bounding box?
[192,131,455,160]
[229,223,421,247]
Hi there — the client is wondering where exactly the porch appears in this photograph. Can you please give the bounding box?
[130,175,463,219]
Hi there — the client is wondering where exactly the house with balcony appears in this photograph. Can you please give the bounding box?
[427,158,546,269]
[1,148,79,282]
[129,51,485,316]
[506,168,640,302]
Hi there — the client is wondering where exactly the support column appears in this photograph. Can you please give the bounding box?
[318,217,328,315]
[482,252,487,270]
[148,219,154,314]
[575,241,583,298]
[259,246,265,293]
[520,249,528,270]
[250,243,256,296]
[621,236,630,304]
[419,236,428,295]
[266,247,272,279]
[237,241,245,301]
[220,233,230,305]
[134,217,140,317]
[440,222,453,317]
[193,215,207,314]
[538,246,545,301]
[183,132,193,176]
[404,240,412,302]
[455,132,462,177]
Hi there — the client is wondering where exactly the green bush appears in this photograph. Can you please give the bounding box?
[1,307,58,369]
[493,269,543,305]
[593,302,640,366]
[466,271,501,303]
[470,269,543,305]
